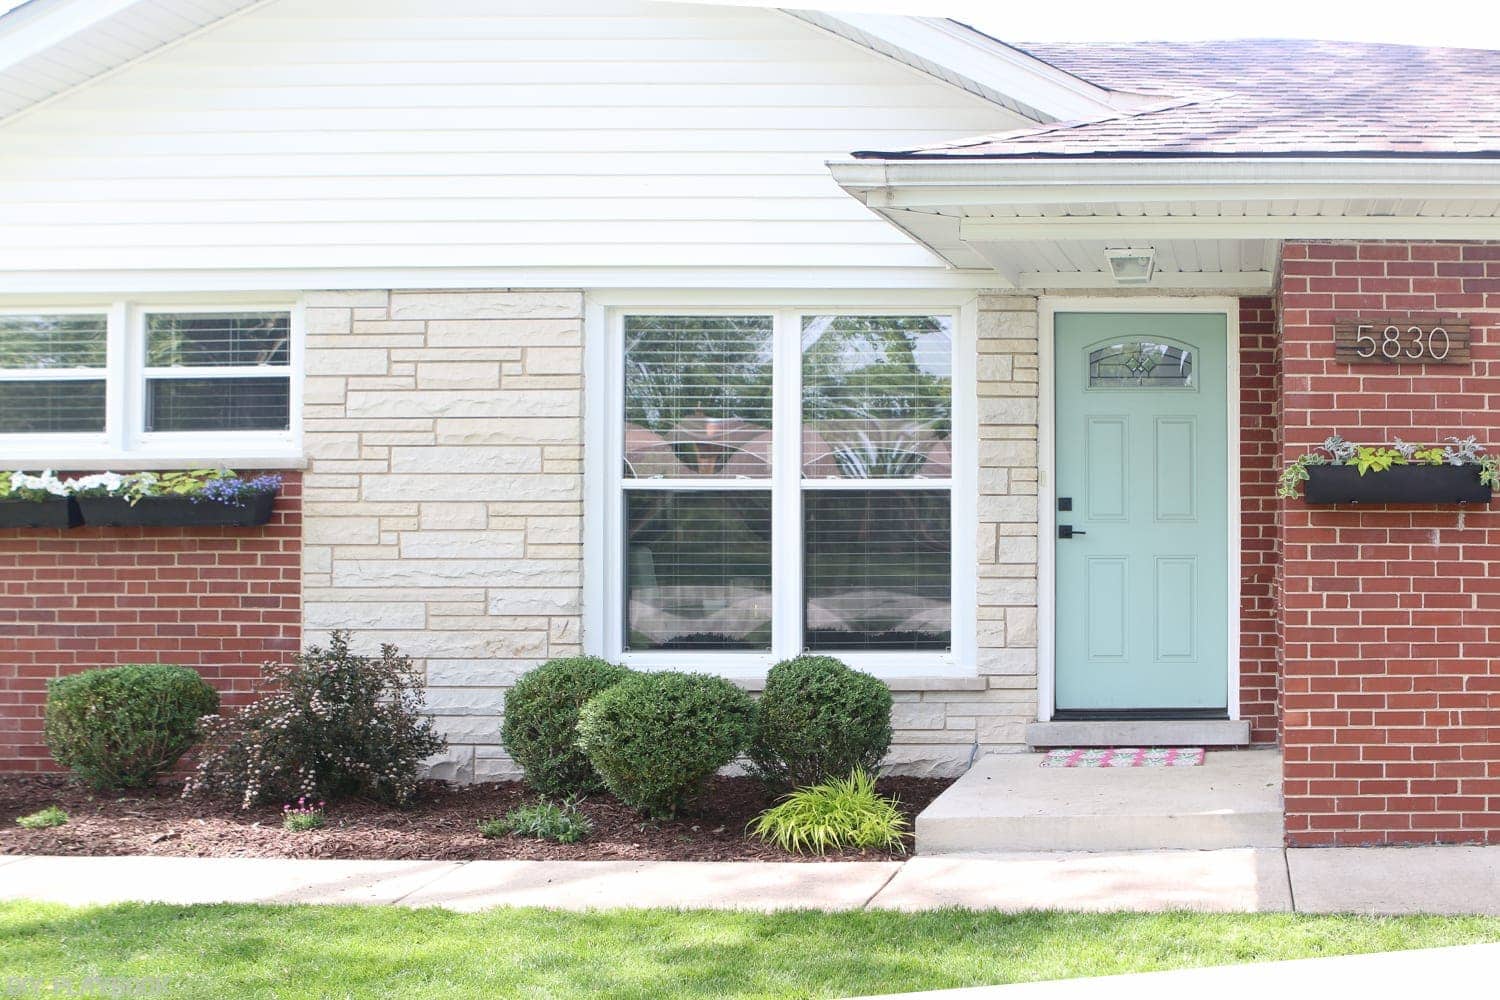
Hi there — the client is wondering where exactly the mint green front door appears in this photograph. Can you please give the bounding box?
[1053,312,1229,713]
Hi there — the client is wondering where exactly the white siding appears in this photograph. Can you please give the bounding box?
[0,0,1026,280]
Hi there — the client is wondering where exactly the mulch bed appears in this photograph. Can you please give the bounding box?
[0,774,952,863]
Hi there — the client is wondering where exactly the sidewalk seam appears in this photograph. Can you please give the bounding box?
[1283,848,1297,912]
[387,860,472,908]
[860,862,904,909]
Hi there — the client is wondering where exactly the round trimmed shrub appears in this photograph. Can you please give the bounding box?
[748,655,892,789]
[44,664,220,790]
[501,656,633,796]
[576,671,755,818]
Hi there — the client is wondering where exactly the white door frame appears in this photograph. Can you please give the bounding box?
[1036,296,1242,722]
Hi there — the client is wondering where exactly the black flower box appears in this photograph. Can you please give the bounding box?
[0,497,82,529]
[76,492,278,527]
[1304,464,1491,505]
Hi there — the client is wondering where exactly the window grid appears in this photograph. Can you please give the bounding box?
[613,307,960,667]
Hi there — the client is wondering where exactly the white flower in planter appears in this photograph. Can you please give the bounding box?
[7,470,67,497]
[63,471,127,494]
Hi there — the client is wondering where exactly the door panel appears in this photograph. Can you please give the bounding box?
[1054,312,1228,712]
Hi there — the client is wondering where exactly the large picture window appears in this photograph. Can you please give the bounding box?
[0,303,298,462]
[611,307,964,669]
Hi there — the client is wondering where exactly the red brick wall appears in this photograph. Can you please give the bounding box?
[1240,297,1281,743]
[0,473,302,772]
[1279,241,1500,845]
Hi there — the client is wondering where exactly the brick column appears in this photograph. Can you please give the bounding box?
[1279,241,1500,845]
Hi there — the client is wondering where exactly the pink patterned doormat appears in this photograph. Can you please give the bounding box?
[1040,747,1206,768]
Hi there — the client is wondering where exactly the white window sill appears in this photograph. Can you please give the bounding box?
[615,651,982,691]
[0,453,307,471]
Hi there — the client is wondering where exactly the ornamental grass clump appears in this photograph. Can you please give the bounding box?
[749,655,893,789]
[16,806,69,830]
[501,656,633,796]
[576,671,755,819]
[748,769,908,855]
[184,631,445,809]
[478,799,592,844]
[44,663,220,791]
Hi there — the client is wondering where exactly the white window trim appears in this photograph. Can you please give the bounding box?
[583,291,979,682]
[0,299,304,469]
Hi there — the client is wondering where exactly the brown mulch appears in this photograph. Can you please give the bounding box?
[0,774,952,863]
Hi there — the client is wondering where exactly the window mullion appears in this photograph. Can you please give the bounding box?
[770,309,803,661]
[106,301,130,454]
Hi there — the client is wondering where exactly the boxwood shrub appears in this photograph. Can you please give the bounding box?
[748,654,892,789]
[501,656,633,796]
[576,671,755,819]
[44,663,220,790]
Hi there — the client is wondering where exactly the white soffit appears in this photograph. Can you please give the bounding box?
[0,0,261,121]
[831,158,1500,289]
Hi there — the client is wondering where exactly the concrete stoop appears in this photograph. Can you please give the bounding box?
[914,748,1284,854]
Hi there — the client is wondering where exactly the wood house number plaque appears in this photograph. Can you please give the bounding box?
[1333,316,1471,365]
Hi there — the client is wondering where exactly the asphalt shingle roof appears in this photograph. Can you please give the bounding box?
[854,39,1500,159]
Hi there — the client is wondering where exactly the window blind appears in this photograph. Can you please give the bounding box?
[144,312,291,433]
[623,315,773,479]
[625,490,773,651]
[801,315,953,479]
[0,314,108,433]
[803,490,951,651]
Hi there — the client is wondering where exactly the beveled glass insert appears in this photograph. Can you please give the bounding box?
[623,315,774,479]
[802,314,952,479]
[1088,341,1194,388]
[624,490,772,651]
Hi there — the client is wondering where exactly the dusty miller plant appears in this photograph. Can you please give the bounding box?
[184,631,445,809]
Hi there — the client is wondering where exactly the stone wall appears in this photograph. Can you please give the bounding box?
[300,289,585,782]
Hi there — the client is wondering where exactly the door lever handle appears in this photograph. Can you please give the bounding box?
[1057,525,1087,539]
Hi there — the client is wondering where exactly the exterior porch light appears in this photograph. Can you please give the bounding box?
[1103,246,1156,284]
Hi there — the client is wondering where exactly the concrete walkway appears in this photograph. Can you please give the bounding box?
[3,845,1500,913]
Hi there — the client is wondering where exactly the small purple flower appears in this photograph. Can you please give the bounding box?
[193,474,283,507]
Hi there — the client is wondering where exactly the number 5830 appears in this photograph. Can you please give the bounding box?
[1355,323,1451,361]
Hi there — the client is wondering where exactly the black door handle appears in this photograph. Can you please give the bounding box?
[1058,525,1087,539]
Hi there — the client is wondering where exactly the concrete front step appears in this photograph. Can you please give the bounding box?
[915,748,1284,854]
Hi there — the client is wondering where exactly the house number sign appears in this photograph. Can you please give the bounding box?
[1333,316,1471,365]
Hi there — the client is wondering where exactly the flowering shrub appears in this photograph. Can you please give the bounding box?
[184,631,446,809]
[282,797,327,832]
[0,470,68,502]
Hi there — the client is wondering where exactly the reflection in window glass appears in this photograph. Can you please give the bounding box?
[625,490,772,651]
[623,315,773,479]
[147,313,290,367]
[1088,341,1194,388]
[146,378,291,432]
[0,380,106,433]
[803,490,950,651]
[0,315,107,370]
[802,315,952,479]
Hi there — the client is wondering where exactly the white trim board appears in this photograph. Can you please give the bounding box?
[1035,296,1242,722]
[582,288,980,682]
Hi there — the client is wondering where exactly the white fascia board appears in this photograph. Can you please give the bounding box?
[782,11,1139,123]
[0,0,145,73]
[833,156,1500,208]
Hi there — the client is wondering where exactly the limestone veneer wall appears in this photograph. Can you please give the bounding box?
[300,289,585,782]
[300,288,1044,780]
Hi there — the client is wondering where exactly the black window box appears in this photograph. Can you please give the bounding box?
[76,492,278,527]
[0,497,82,529]
[1304,464,1491,505]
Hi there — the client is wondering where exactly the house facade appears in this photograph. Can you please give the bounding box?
[3,0,1500,847]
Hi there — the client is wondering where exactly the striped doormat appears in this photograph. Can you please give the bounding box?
[1040,747,1205,768]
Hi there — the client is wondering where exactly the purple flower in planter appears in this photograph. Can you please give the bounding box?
[193,474,283,507]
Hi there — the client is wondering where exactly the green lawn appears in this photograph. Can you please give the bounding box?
[2,902,1498,999]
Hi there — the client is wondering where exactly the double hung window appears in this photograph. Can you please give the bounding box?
[611,307,963,669]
